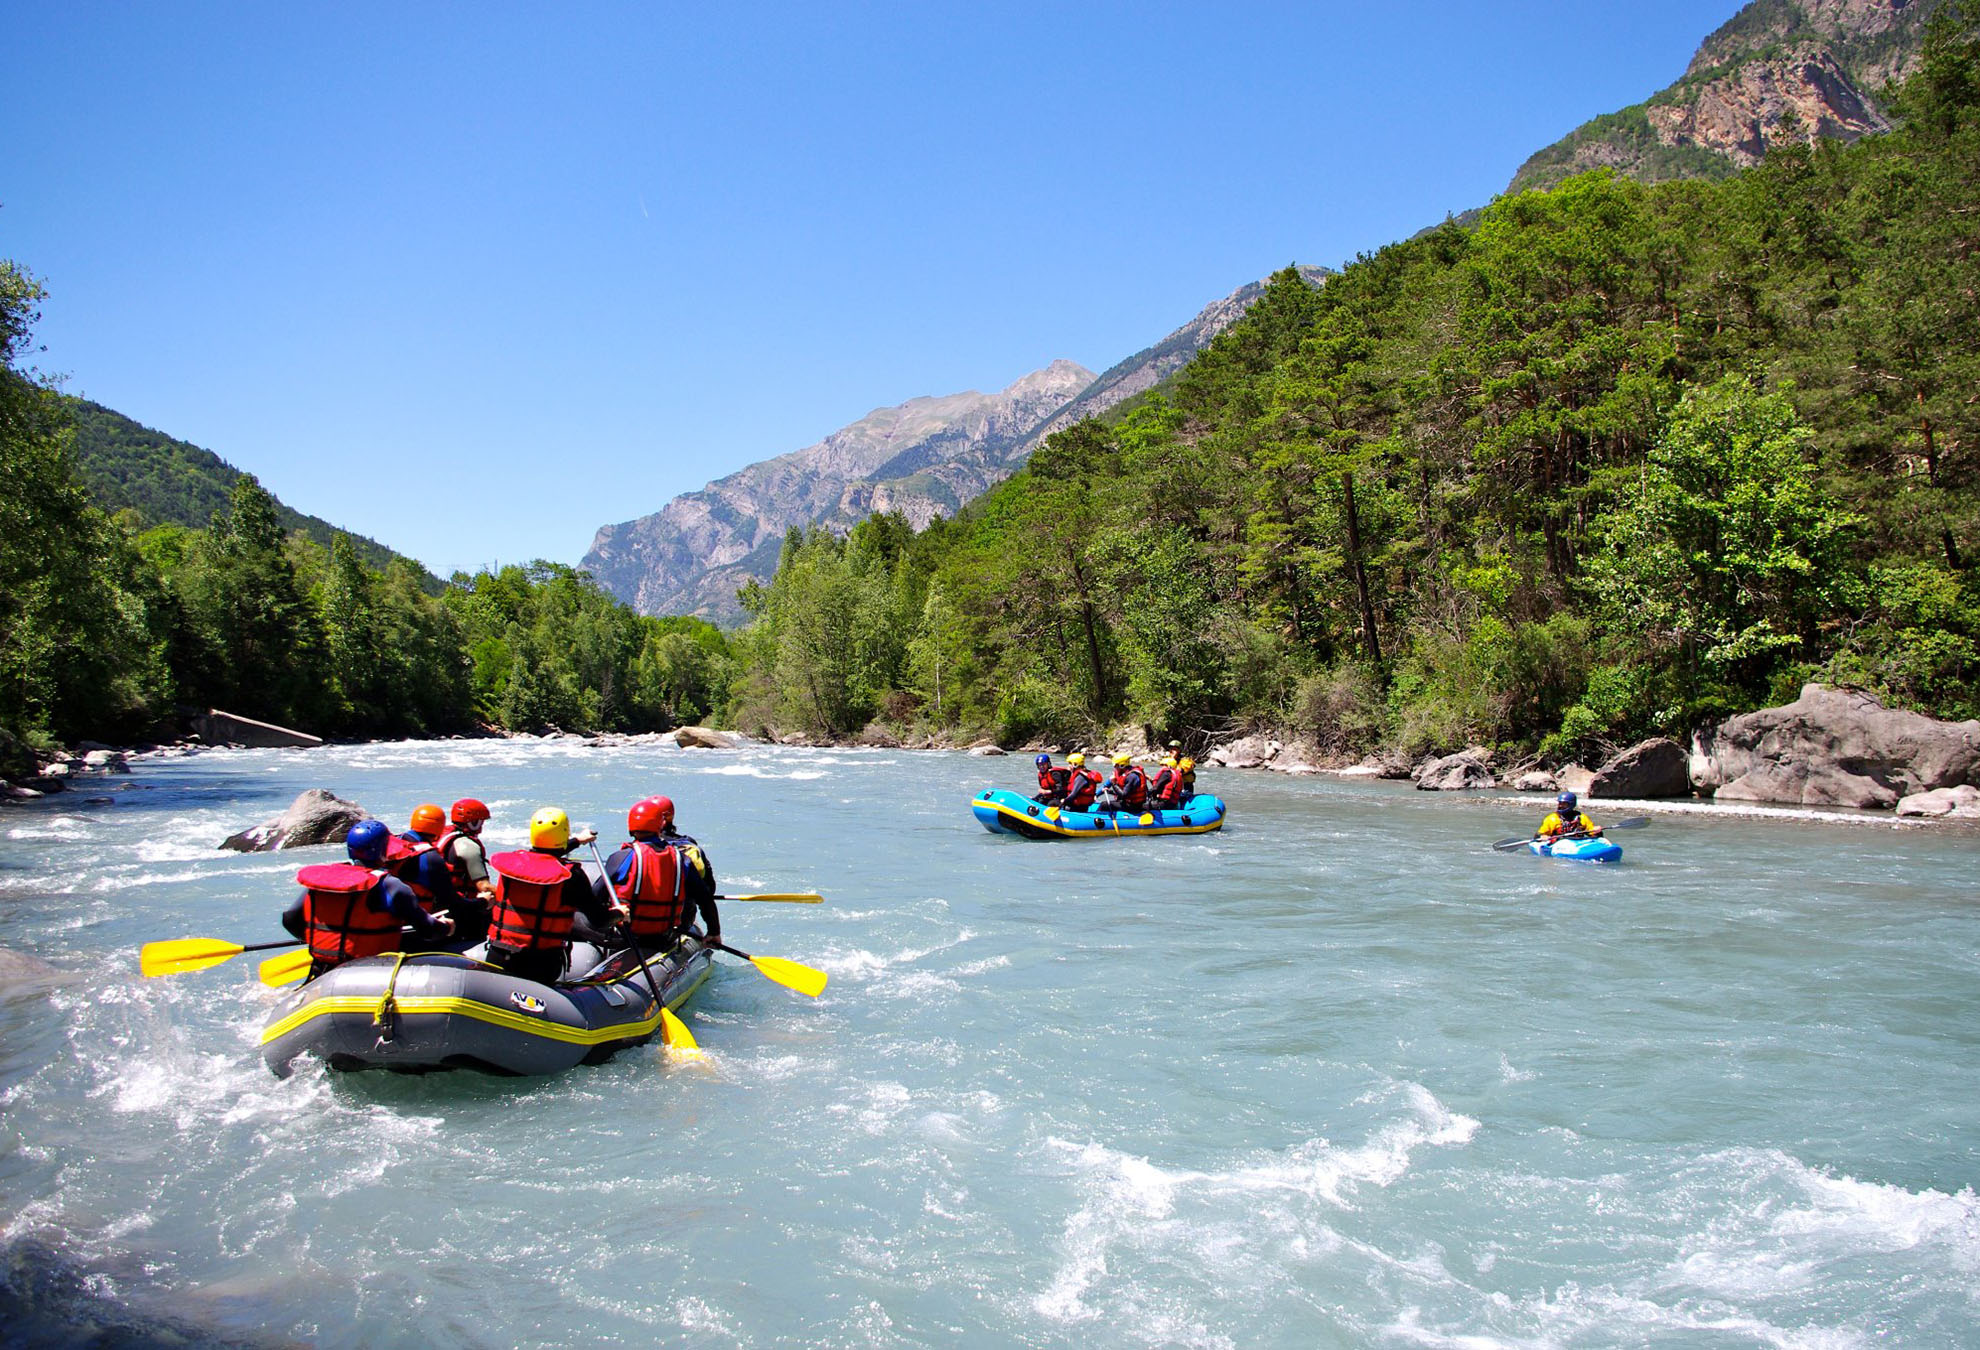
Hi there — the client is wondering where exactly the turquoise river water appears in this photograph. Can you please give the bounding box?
[1,739,1977,1347]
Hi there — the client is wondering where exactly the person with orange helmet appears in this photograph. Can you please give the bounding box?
[387,803,463,935]
[602,795,721,954]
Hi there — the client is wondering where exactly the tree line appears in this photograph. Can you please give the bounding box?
[0,279,732,751]
[730,8,1980,758]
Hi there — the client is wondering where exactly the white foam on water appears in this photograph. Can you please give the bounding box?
[1497,1054,1536,1084]
[695,762,829,780]
[1034,1082,1478,1329]
[676,1295,741,1341]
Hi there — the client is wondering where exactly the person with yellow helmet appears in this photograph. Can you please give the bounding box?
[1061,752,1102,811]
[1146,756,1182,809]
[1177,756,1198,803]
[1104,752,1149,813]
[484,807,626,985]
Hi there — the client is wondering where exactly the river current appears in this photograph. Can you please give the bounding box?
[1,738,1976,1347]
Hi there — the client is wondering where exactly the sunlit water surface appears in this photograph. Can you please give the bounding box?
[1,739,1977,1347]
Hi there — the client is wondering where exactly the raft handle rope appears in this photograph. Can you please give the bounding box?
[372,952,410,1046]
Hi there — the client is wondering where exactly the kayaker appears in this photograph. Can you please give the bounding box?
[281,819,455,979]
[1538,791,1602,840]
[1146,757,1181,809]
[1107,753,1149,813]
[1033,753,1071,805]
[485,807,627,986]
[431,798,495,944]
[1177,756,1198,802]
[603,796,721,955]
[1062,753,1101,811]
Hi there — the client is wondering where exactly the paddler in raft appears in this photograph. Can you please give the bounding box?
[483,807,629,986]
[387,803,483,950]
[599,795,722,955]
[1033,753,1071,805]
[1537,790,1603,841]
[281,819,456,980]
[1145,756,1182,810]
[1101,753,1149,814]
[433,797,496,943]
[1061,752,1102,812]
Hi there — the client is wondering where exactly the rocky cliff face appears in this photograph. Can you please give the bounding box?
[585,269,1326,623]
[1510,0,1937,192]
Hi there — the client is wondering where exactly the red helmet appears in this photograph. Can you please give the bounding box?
[627,795,675,835]
[409,803,446,835]
[450,798,490,825]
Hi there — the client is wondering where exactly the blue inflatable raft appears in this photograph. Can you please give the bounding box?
[972,787,1227,840]
[1527,835,1623,863]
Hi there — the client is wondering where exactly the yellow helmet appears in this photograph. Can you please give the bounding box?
[1180,757,1195,771]
[529,807,571,850]
[1162,756,1178,768]
[1067,752,1085,767]
[1112,753,1130,767]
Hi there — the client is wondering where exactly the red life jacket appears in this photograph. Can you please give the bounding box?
[296,863,400,967]
[386,834,437,900]
[488,849,577,952]
[1147,767,1179,807]
[1037,765,1070,797]
[1112,766,1148,810]
[611,839,684,942]
[1063,768,1100,810]
[431,828,475,891]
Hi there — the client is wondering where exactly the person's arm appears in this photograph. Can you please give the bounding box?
[696,894,722,943]
[282,890,308,941]
[568,872,625,930]
[455,838,495,898]
[379,876,451,937]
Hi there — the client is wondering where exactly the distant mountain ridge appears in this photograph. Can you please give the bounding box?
[65,399,430,581]
[584,268,1328,623]
[1510,0,1941,193]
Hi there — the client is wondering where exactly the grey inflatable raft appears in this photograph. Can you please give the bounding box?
[260,937,712,1077]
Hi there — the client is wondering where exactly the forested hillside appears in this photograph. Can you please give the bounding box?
[730,10,1980,759]
[66,399,419,580]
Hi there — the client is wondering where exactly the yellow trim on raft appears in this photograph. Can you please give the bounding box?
[259,962,711,1048]
[982,797,1223,838]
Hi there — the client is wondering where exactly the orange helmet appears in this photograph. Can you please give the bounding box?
[450,798,490,826]
[409,803,445,835]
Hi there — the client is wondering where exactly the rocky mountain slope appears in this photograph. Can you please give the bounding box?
[585,269,1326,622]
[1510,0,1940,192]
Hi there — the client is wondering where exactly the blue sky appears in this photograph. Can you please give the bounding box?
[7,1,1741,577]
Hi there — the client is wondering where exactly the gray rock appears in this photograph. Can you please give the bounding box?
[220,788,367,853]
[38,762,73,780]
[2,780,43,799]
[673,725,745,749]
[1555,763,1596,795]
[190,709,323,749]
[1895,785,1980,819]
[967,744,1006,756]
[82,750,130,774]
[0,945,74,996]
[1210,735,1281,769]
[1692,684,1980,808]
[1415,749,1497,791]
[1511,770,1558,792]
[1589,738,1691,799]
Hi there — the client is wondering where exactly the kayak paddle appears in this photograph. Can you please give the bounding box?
[719,892,824,904]
[587,840,699,1054]
[141,936,302,977]
[708,941,828,998]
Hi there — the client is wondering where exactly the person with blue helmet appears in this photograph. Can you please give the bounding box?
[1033,752,1071,805]
[280,819,456,979]
[1538,791,1602,840]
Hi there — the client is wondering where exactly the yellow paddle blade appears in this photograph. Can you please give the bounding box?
[139,938,245,977]
[660,1005,700,1053]
[258,949,314,987]
[726,892,823,904]
[749,954,828,998]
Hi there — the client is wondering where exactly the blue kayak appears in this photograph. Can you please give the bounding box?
[972,788,1228,840]
[1527,834,1623,863]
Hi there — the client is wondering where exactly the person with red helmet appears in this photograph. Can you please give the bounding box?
[603,795,720,953]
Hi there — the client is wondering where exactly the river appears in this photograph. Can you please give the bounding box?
[1,738,1976,1347]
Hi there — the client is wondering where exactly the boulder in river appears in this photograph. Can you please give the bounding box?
[1511,770,1558,792]
[220,788,367,853]
[1415,748,1497,791]
[1588,738,1691,799]
[673,725,745,749]
[1691,684,1980,809]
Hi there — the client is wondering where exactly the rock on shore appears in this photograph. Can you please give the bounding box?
[1589,738,1690,798]
[1415,748,1497,791]
[1692,684,1980,809]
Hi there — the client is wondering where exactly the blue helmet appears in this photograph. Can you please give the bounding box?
[1035,753,1052,767]
[1556,790,1578,811]
[346,819,390,864]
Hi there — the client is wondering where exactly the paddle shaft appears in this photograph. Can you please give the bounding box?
[587,841,681,1047]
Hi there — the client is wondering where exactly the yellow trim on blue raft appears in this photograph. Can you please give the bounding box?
[259,963,711,1048]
